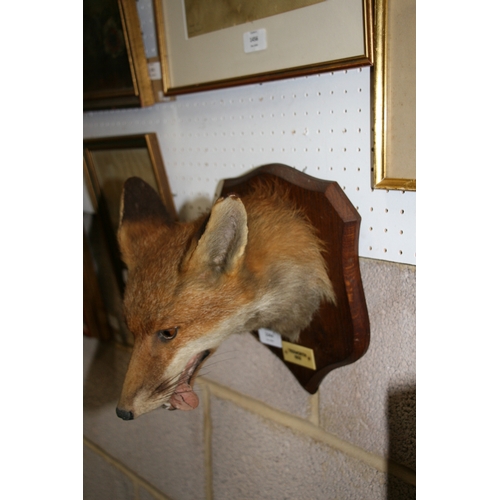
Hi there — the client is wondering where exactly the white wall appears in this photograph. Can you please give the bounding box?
[83,67,415,265]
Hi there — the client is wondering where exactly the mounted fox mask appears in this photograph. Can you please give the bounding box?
[116,177,335,420]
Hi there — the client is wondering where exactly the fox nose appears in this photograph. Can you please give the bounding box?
[116,408,134,420]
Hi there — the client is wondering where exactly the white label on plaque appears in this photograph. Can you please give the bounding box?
[244,29,267,53]
[258,328,282,348]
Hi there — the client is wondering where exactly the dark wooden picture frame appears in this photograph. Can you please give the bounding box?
[83,0,155,110]
[83,229,113,341]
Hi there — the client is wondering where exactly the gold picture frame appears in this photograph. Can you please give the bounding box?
[372,0,416,191]
[83,133,177,293]
[153,0,374,95]
[83,0,155,111]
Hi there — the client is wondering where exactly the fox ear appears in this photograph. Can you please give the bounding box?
[118,177,173,269]
[189,195,248,275]
[119,177,172,225]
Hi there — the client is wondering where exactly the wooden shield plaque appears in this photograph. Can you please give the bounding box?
[220,164,370,393]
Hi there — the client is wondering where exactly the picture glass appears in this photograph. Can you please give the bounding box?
[184,0,325,38]
[161,0,368,89]
[91,148,159,231]
[83,0,135,97]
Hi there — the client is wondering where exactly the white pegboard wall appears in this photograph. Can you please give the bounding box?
[137,0,158,59]
[83,68,415,265]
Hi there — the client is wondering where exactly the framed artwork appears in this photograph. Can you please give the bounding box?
[83,229,113,340]
[83,0,155,110]
[83,133,177,293]
[372,0,416,190]
[153,0,374,95]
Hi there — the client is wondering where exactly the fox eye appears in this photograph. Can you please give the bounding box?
[157,327,178,343]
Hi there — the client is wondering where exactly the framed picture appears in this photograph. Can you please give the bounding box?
[83,229,113,340]
[84,0,155,110]
[83,133,177,293]
[372,0,416,190]
[153,0,374,95]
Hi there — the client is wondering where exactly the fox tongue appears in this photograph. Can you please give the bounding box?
[168,350,211,411]
[169,383,199,410]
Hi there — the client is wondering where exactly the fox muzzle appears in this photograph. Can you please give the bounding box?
[116,408,134,421]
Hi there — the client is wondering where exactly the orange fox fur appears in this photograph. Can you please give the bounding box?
[116,177,335,420]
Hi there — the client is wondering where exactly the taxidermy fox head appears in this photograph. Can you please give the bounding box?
[116,177,334,420]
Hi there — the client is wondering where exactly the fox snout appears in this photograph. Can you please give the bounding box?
[116,343,213,420]
[116,408,134,421]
